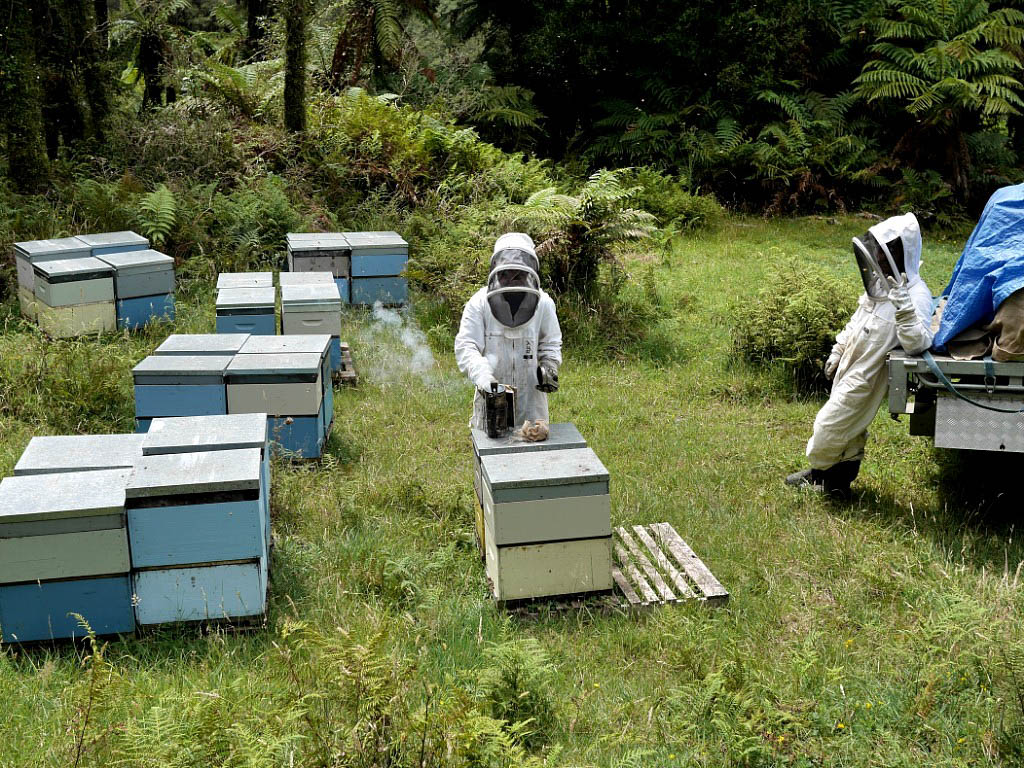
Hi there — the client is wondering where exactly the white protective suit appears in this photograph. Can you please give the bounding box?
[454,233,563,430]
[806,213,934,469]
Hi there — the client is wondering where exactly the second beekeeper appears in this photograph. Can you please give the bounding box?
[454,233,563,430]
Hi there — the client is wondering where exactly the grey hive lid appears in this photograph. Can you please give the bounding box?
[33,256,113,279]
[142,414,269,455]
[237,335,331,356]
[154,334,251,355]
[216,272,274,289]
[132,354,232,377]
[286,232,350,250]
[481,447,609,490]
[95,248,173,272]
[125,448,262,498]
[216,286,276,308]
[75,231,149,249]
[279,272,334,286]
[472,423,587,457]
[0,469,130,522]
[13,237,91,260]
[14,434,145,476]
[280,283,342,309]
[343,231,408,250]
[226,352,323,376]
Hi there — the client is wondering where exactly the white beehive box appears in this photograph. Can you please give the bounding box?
[479,447,612,601]
[13,237,91,292]
[225,353,324,416]
[95,248,174,299]
[33,257,114,307]
[280,283,343,337]
[278,271,334,286]
[14,434,145,475]
[0,469,131,584]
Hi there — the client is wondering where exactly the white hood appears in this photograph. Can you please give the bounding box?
[868,212,922,282]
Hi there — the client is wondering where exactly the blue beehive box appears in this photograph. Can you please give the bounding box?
[76,231,149,258]
[226,352,326,459]
[96,249,175,330]
[346,231,408,306]
[14,434,144,476]
[142,414,271,555]
[154,333,250,357]
[216,286,276,335]
[236,335,334,437]
[124,449,267,625]
[132,355,231,432]
[0,470,135,642]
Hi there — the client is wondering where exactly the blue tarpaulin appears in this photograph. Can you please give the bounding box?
[933,183,1024,351]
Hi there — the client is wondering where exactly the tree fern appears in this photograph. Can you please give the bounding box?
[137,184,177,247]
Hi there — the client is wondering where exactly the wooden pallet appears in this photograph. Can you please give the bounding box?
[334,342,358,385]
[612,523,728,608]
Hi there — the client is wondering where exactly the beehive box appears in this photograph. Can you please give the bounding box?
[13,237,91,295]
[0,470,134,642]
[278,271,334,287]
[116,294,176,330]
[479,447,612,601]
[125,449,265,568]
[132,355,232,432]
[154,333,251,356]
[280,283,343,335]
[76,231,149,257]
[142,414,271,552]
[225,352,324,417]
[236,335,334,436]
[216,272,273,289]
[216,286,276,335]
[125,449,266,625]
[96,249,174,297]
[33,257,115,307]
[14,434,144,475]
[286,233,351,278]
[346,231,408,306]
[36,300,116,338]
[17,286,38,321]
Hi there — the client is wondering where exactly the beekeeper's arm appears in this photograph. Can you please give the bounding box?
[455,295,496,391]
[536,296,563,391]
[889,276,934,355]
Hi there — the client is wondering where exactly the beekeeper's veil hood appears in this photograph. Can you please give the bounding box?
[852,212,923,299]
[487,233,542,327]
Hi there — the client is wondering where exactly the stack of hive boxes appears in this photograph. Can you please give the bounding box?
[216,273,276,335]
[285,234,350,302]
[0,416,271,643]
[285,231,408,306]
[128,415,269,627]
[227,335,332,459]
[279,275,344,373]
[473,423,613,602]
[13,232,176,335]
[133,333,332,458]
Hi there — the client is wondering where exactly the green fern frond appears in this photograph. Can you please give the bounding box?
[137,184,177,248]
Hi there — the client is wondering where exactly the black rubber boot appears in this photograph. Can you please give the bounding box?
[818,460,861,498]
[785,468,825,489]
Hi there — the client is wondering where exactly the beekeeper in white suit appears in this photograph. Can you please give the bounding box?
[455,233,563,430]
[786,212,934,496]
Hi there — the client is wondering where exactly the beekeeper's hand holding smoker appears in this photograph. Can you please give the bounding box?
[454,233,563,431]
[787,212,934,496]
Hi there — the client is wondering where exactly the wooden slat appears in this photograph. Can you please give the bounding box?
[653,523,729,604]
[613,542,658,604]
[610,566,642,607]
[617,527,676,602]
[633,524,696,599]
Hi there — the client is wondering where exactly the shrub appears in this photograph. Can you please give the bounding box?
[626,167,724,230]
[732,259,857,394]
[478,638,558,749]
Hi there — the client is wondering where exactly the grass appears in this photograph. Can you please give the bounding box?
[2,215,1024,767]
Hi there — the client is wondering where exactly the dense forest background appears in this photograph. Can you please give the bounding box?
[4,0,1024,328]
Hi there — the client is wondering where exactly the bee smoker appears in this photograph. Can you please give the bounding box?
[482,382,516,438]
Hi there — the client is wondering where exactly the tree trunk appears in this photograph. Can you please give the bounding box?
[94,0,108,48]
[69,0,111,143]
[2,0,50,191]
[283,0,308,132]
[244,0,269,59]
